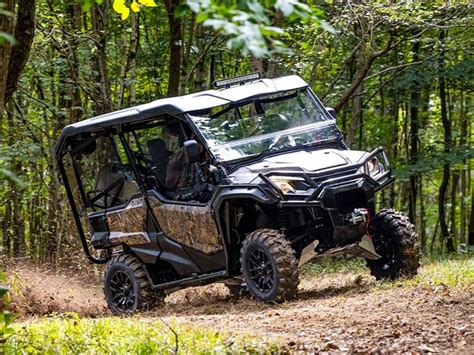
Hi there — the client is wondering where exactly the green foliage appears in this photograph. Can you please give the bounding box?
[4,313,277,353]
[0,274,14,353]
[181,0,334,58]
[107,0,334,58]
[394,147,474,179]
[82,0,103,12]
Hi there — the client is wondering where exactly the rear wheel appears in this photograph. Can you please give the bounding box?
[240,228,299,302]
[104,254,164,314]
[367,209,420,280]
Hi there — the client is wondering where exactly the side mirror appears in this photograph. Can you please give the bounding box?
[326,107,337,120]
[183,140,200,164]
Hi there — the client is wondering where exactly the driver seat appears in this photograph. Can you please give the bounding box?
[147,138,170,187]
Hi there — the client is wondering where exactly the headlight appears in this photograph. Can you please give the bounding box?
[269,177,296,193]
[367,158,379,174]
[365,157,384,176]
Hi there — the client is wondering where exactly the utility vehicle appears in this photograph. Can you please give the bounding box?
[55,73,420,314]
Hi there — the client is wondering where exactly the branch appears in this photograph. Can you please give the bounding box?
[363,53,437,82]
[332,36,393,113]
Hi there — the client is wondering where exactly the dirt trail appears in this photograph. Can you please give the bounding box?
[7,265,474,353]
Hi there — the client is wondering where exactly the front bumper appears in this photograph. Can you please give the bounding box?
[259,147,393,215]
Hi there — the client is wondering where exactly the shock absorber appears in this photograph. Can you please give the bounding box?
[279,208,289,235]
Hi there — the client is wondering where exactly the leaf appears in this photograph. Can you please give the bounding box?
[120,5,130,19]
[131,1,141,12]
[0,167,23,186]
[112,0,133,19]
[174,4,190,19]
[82,0,95,11]
[0,32,15,45]
[112,0,130,20]
[319,19,337,34]
[275,0,294,17]
[0,3,14,17]
[138,0,157,7]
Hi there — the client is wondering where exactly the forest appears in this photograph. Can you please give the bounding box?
[0,0,473,353]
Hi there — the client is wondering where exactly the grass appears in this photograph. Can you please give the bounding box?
[4,314,276,354]
[302,254,474,290]
[301,256,366,276]
[405,255,473,289]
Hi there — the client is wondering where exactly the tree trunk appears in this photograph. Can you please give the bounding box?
[129,10,138,106]
[334,37,393,112]
[193,24,206,91]
[91,2,111,114]
[180,13,195,94]
[164,0,182,97]
[450,170,459,242]
[266,10,283,78]
[408,39,420,223]
[389,94,399,208]
[4,0,36,104]
[346,43,365,147]
[419,175,426,251]
[469,186,474,246]
[459,89,467,244]
[250,55,264,75]
[65,1,82,123]
[437,28,455,253]
[6,100,25,257]
[0,0,15,120]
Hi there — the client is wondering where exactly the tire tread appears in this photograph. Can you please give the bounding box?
[240,228,299,302]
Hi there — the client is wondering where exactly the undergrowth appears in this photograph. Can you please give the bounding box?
[4,313,276,354]
[403,256,473,289]
[302,254,473,289]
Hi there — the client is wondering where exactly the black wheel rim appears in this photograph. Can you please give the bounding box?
[109,270,136,312]
[374,234,397,273]
[247,247,275,293]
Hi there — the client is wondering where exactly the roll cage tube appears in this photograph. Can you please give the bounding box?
[58,130,136,264]
[57,152,109,264]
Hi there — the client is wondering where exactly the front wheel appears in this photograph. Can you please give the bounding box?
[240,228,299,302]
[367,209,420,280]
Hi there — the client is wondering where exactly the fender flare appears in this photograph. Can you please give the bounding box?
[211,185,279,274]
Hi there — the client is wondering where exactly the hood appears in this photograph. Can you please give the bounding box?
[229,148,367,183]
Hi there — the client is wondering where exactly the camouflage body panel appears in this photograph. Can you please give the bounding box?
[106,198,150,245]
[149,197,222,254]
[108,231,150,245]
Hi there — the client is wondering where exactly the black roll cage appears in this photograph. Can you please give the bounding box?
[57,113,226,264]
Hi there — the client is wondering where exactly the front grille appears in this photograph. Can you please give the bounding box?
[335,189,367,214]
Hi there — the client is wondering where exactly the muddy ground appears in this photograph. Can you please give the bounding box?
[6,263,474,353]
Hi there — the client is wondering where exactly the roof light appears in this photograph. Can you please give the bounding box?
[213,72,261,89]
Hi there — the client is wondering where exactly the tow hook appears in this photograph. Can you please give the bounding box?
[346,208,369,225]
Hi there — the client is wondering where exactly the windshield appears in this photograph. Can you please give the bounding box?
[190,88,342,161]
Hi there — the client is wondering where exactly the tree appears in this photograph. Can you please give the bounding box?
[0,0,36,119]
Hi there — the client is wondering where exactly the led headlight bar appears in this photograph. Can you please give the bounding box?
[213,72,261,89]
